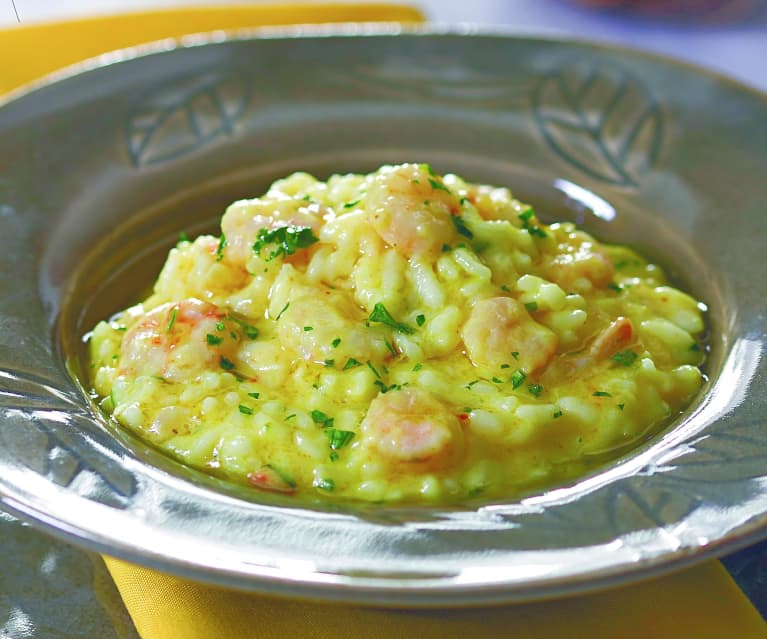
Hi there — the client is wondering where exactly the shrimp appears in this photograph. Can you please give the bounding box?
[543,230,614,293]
[541,317,635,385]
[119,298,240,382]
[360,388,464,468]
[462,297,558,374]
[220,196,324,267]
[276,292,390,364]
[367,164,459,257]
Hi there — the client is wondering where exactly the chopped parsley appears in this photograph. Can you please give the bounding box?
[553,409,563,419]
[501,285,511,293]
[420,163,436,175]
[343,358,362,370]
[492,376,504,384]
[511,351,520,360]
[215,234,227,262]
[527,383,543,397]
[441,243,452,252]
[219,356,236,371]
[525,301,539,312]
[227,315,259,339]
[368,303,414,334]
[518,208,547,238]
[343,199,361,209]
[366,361,382,379]
[326,428,355,450]
[206,333,223,346]
[247,392,260,399]
[500,364,511,369]
[511,369,527,389]
[428,177,450,193]
[607,282,623,293]
[324,359,335,368]
[384,338,397,356]
[215,321,225,331]
[611,350,638,366]
[331,337,342,348]
[593,391,612,397]
[459,196,470,206]
[412,363,423,372]
[617,403,625,411]
[465,379,480,389]
[303,326,313,332]
[452,215,473,239]
[166,307,178,332]
[314,478,335,491]
[238,405,253,415]
[416,314,426,327]
[275,302,290,321]
[374,380,403,394]
[311,410,334,428]
[178,231,189,243]
[252,225,318,262]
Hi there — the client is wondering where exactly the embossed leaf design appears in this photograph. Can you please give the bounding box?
[126,72,250,167]
[533,62,664,187]
[0,368,137,508]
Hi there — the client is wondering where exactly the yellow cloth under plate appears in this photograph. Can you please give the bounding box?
[104,556,766,639]
[3,5,764,638]
[0,3,423,96]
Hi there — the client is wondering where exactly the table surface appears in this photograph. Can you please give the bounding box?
[1,1,766,636]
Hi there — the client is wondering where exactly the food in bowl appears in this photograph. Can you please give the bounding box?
[87,164,705,503]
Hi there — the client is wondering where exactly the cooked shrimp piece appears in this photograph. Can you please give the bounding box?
[367,164,459,257]
[588,317,634,361]
[220,197,324,267]
[247,465,296,494]
[543,231,614,293]
[541,317,635,385]
[462,297,558,374]
[276,292,390,364]
[119,299,240,381]
[361,388,464,468]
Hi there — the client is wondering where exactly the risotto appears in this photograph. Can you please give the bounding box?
[87,164,705,503]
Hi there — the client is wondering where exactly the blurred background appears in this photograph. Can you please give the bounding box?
[1,1,766,90]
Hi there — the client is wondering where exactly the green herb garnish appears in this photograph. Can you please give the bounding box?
[311,409,333,427]
[238,405,253,415]
[220,356,236,371]
[611,350,638,366]
[593,391,612,397]
[366,361,381,379]
[275,302,290,321]
[215,234,227,262]
[343,199,361,209]
[247,392,260,399]
[511,369,527,389]
[511,351,520,360]
[553,409,563,419]
[607,282,623,293]
[314,478,335,491]
[525,302,539,312]
[324,359,335,368]
[384,339,397,356]
[412,363,423,372]
[416,314,426,327]
[343,358,362,370]
[331,337,342,348]
[166,307,178,332]
[178,231,189,243]
[428,177,450,193]
[326,428,355,450]
[368,303,414,334]
[303,326,313,332]
[252,225,319,261]
[206,334,223,346]
[452,215,473,239]
[527,383,543,397]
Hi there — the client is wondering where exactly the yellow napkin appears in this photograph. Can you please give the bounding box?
[104,556,766,639]
[3,5,764,638]
[0,3,423,95]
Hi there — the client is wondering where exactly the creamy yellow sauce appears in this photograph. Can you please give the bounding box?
[88,164,705,503]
